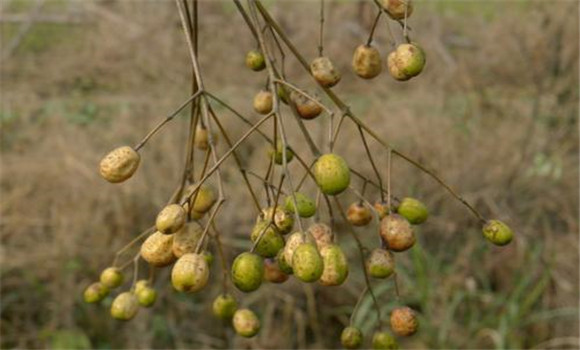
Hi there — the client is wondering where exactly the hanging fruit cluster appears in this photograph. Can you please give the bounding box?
[84,0,514,349]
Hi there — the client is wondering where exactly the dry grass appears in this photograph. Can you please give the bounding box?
[1,1,579,349]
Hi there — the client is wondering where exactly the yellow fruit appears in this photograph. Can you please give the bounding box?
[291,92,323,120]
[140,231,177,267]
[212,293,237,320]
[253,90,273,114]
[172,221,203,258]
[99,146,140,183]
[99,267,124,289]
[319,244,349,286]
[245,50,266,71]
[380,0,413,20]
[387,51,411,81]
[188,184,217,214]
[110,292,139,321]
[482,220,514,246]
[283,231,316,267]
[372,332,398,349]
[155,204,186,235]
[292,243,324,283]
[390,43,426,79]
[347,202,373,226]
[232,309,260,337]
[231,252,264,293]
[352,45,382,79]
[136,286,157,307]
[380,214,415,252]
[390,306,418,336]
[341,326,363,349]
[171,253,210,293]
[194,125,218,150]
[308,223,334,250]
[313,153,351,195]
[83,282,109,303]
[310,56,341,87]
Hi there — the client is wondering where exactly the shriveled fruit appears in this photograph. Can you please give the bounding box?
[264,258,289,283]
[276,249,293,275]
[172,221,203,258]
[171,253,210,293]
[99,146,140,183]
[380,0,413,20]
[389,43,425,80]
[156,204,186,235]
[390,306,418,336]
[372,332,398,349]
[268,142,294,165]
[99,267,123,289]
[140,231,177,267]
[352,45,382,79]
[387,51,411,82]
[283,231,316,267]
[83,282,109,303]
[313,153,351,195]
[396,197,428,225]
[110,292,139,321]
[253,90,273,114]
[291,92,323,120]
[136,285,157,308]
[374,200,391,219]
[212,293,237,320]
[482,220,514,246]
[284,192,316,218]
[194,125,218,150]
[190,184,217,214]
[341,326,363,349]
[366,248,395,279]
[347,202,373,226]
[311,56,341,87]
[260,207,294,234]
[380,214,416,252]
[245,50,266,71]
[292,243,324,283]
[250,220,285,258]
[232,309,260,338]
[319,244,348,286]
[231,252,264,293]
[308,223,334,249]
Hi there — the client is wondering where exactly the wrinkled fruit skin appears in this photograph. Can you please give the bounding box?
[231,252,264,293]
[260,207,294,234]
[308,223,334,250]
[284,192,316,218]
[341,326,363,349]
[387,51,411,82]
[396,197,428,225]
[367,248,395,279]
[284,232,316,267]
[268,143,294,165]
[83,282,109,303]
[372,332,399,349]
[191,184,217,214]
[171,253,210,293]
[374,201,391,220]
[292,243,324,283]
[100,267,124,289]
[291,92,323,120]
[99,146,140,183]
[136,286,157,307]
[156,204,186,235]
[347,202,373,226]
[380,0,414,20]
[232,309,260,338]
[319,244,349,286]
[310,56,341,87]
[380,214,416,252]
[253,90,273,115]
[172,221,203,258]
[194,126,218,150]
[276,249,293,275]
[264,258,289,283]
[110,292,139,321]
[390,306,418,336]
[313,153,351,195]
[245,50,266,71]
[482,220,514,246]
[388,43,426,81]
[251,220,285,258]
[352,45,382,79]
[140,231,177,267]
[212,293,238,320]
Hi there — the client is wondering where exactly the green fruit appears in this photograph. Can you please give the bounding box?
[83,282,109,303]
[372,332,398,349]
[482,220,514,246]
[261,206,294,234]
[232,309,260,337]
[245,50,265,71]
[396,197,428,225]
[380,214,415,252]
[284,192,316,218]
[156,204,186,234]
[110,292,139,321]
[319,244,349,286]
[203,251,214,266]
[292,243,324,283]
[99,267,124,289]
[277,85,290,104]
[136,286,157,307]
[387,51,411,82]
[390,306,418,336]
[313,153,351,195]
[171,253,210,293]
[134,280,149,294]
[392,43,425,78]
[212,293,238,320]
[268,142,294,165]
[366,249,395,279]
[231,252,264,292]
[341,326,363,349]
[251,220,285,258]
[283,231,316,267]
[276,249,293,275]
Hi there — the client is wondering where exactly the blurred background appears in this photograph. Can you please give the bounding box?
[1,0,579,349]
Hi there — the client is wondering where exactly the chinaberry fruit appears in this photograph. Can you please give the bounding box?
[352,45,382,79]
[482,220,514,246]
[99,146,140,183]
[388,43,426,81]
[264,258,289,283]
[310,56,341,87]
[99,267,124,289]
[110,292,139,321]
[136,284,157,308]
[250,220,285,258]
[374,200,391,220]
[140,231,177,267]
[372,332,399,349]
[194,125,218,150]
[390,306,418,336]
[292,242,324,283]
[260,206,294,234]
[283,231,316,267]
[171,253,210,293]
[284,192,316,218]
[155,204,186,235]
[319,244,349,286]
[380,0,414,20]
[268,142,294,165]
[380,214,416,252]
[313,153,351,195]
[366,248,395,279]
[212,293,238,320]
[396,197,428,225]
[232,309,260,338]
[190,184,218,214]
[253,90,273,115]
[172,221,203,258]
[245,50,266,71]
[83,282,109,303]
[341,326,363,349]
[347,202,373,226]
[308,222,334,250]
[231,252,264,293]
[276,249,293,275]
[291,92,323,120]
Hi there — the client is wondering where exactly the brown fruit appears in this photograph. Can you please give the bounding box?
[380,0,414,20]
[390,306,418,336]
[374,200,391,219]
[352,45,382,79]
[140,231,177,267]
[380,214,415,252]
[310,56,341,87]
[264,258,289,283]
[99,146,140,183]
[194,125,218,150]
[253,90,273,114]
[347,202,373,226]
[291,92,323,120]
[172,221,203,258]
[171,253,210,293]
[307,223,334,250]
[155,204,186,235]
[366,248,395,279]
